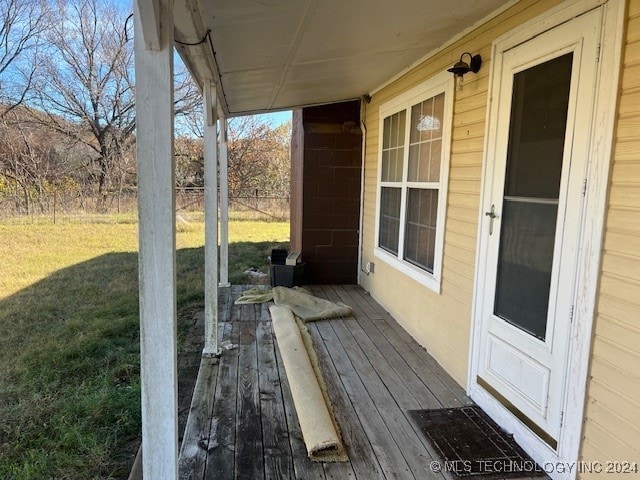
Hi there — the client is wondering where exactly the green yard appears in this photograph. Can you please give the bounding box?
[0,213,288,479]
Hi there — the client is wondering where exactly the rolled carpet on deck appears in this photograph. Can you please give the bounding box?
[269,305,347,462]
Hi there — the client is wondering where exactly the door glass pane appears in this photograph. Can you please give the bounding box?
[379,187,401,255]
[495,200,558,339]
[504,53,573,199]
[494,53,573,340]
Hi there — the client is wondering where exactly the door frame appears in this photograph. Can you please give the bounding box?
[468,0,625,477]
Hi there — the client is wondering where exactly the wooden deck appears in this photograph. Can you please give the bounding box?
[178,285,536,480]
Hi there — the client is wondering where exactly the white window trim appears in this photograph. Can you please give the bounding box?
[374,70,454,293]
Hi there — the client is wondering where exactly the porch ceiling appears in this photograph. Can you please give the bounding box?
[173,0,510,116]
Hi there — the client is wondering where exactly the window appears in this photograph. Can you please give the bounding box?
[375,71,453,292]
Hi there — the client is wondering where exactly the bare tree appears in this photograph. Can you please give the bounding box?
[0,108,82,215]
[29,0,199,209]
[174,135,203,187]
[227,116,291,198]
[0,0,50,117]
[27,0,133,208]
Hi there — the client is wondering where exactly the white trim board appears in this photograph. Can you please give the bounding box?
[467,0,625,479]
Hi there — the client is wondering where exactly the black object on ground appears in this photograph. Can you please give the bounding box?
[269,249,305,287]
[408,406,547,479]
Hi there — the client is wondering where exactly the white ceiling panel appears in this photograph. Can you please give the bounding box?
[174,0,512,115]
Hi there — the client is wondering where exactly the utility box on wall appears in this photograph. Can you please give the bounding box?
[290,100,363,284]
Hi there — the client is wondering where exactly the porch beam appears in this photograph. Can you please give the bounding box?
[134,0,161,51]
[202,78,219,356]
[133,0,178,478]
[219,114,230,287]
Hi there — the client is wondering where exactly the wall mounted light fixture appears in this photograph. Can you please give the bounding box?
[447,52,482,92]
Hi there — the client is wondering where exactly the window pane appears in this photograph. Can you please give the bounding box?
[432,92,444,138]
[404,188,438,272]
[381,150,389,181]
[394,147,404,181]
[379,187,402,255]
[410,102,421,143]
[387,149,396,182]
[407,136,441,182]
[383,116,391,149]
[383,148,403,182]
[419,98,434,142]
[408,92,445,183]
[421,143,432,182]
[408,144,419,180]
[397,110,406,147]
[428,139,441,182]
[390,113,398,148]
[382,111,406,182]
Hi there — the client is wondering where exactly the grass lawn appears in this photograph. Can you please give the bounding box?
[0,212,288,479]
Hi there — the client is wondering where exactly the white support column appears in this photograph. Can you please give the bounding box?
[219,115,230,287]
[133,0,178,478]
[203,79,219,356]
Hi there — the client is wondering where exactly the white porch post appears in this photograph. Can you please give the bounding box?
[133,0,178,478]
[203,79,219,356]
[219,115,230,287]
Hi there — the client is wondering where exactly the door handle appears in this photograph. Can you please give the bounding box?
[485,204,499,235]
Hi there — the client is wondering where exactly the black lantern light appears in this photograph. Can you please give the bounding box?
[447,52,482,91]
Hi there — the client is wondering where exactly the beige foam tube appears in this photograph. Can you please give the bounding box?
[269,305,344,460]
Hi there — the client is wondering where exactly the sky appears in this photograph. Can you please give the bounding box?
[254,110,292,126]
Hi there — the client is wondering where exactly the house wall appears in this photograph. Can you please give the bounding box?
[579,0,640,472]
[359,0,639,469]
[360,0,567,387]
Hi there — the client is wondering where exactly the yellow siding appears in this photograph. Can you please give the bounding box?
[360,0,639,467]
[360,0,566,388]
[579,0,640,472]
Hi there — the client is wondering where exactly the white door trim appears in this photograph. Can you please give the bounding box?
[468,0,625,478]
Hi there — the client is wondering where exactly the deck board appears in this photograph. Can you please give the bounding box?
[234,320,264,480]
[343,285,470,407]
[180,284,488,480]
[306,320,382,479]
[178,355,219,480]
[256,320,294,479]
[204,321,240,479]
[313,316,415,479]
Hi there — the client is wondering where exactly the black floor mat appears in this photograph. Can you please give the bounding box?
[408,406,546,479]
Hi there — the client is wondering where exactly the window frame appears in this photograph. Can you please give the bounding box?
[374,71,454,293]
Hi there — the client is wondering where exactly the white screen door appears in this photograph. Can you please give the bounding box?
[475,9,601,446]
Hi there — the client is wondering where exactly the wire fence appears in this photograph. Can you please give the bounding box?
[0,187,290,223]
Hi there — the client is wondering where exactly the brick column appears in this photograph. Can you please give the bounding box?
[290,100,362,284]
